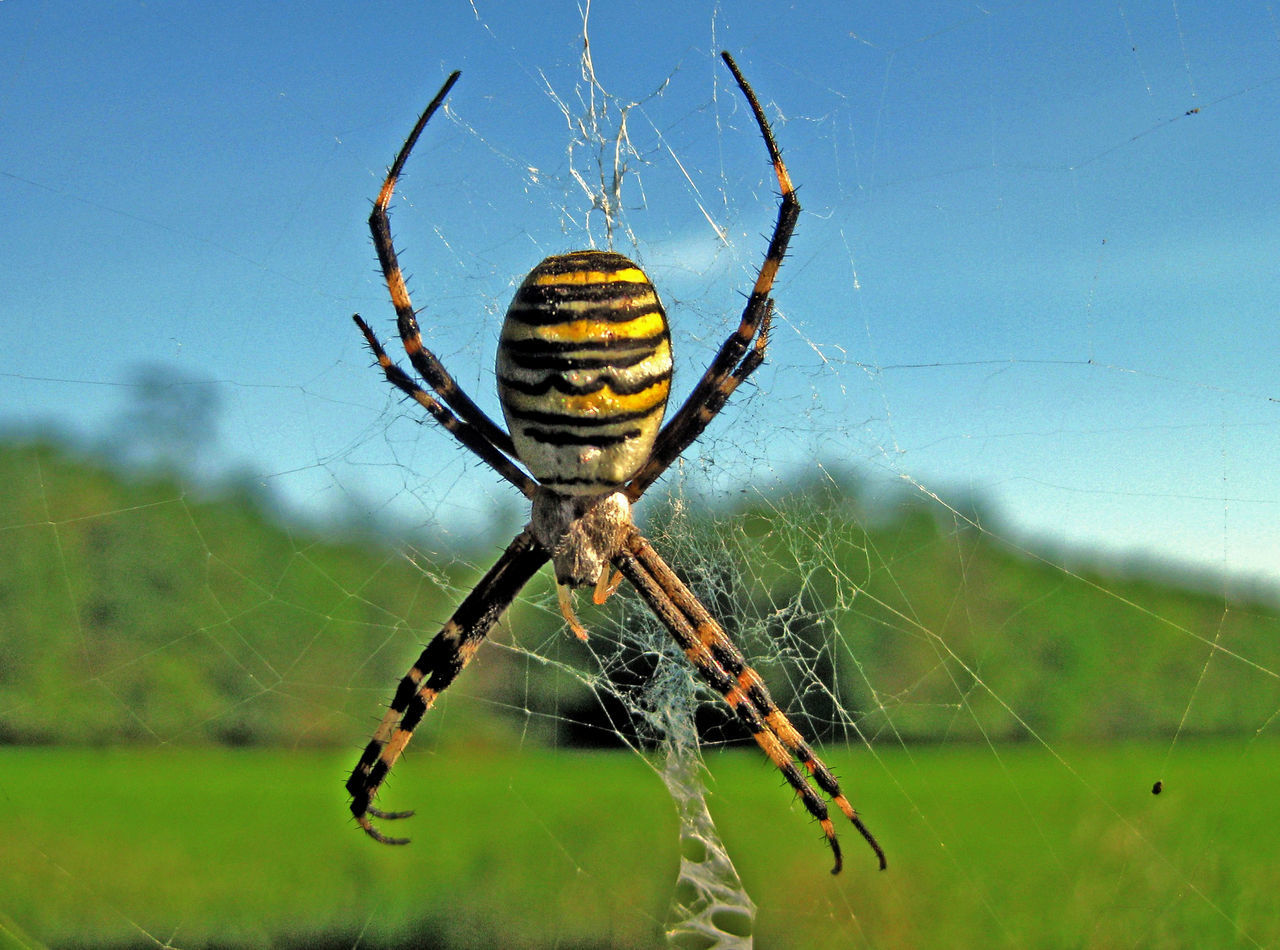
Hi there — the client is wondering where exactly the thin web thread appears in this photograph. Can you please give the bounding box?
[547,10,765,939]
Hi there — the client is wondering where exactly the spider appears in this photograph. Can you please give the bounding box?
[346,51,886,875]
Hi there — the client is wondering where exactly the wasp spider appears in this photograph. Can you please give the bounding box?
[347,52,886,874]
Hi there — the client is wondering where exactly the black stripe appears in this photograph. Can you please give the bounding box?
[508,284,661,325]
[498,369,670,397]
[366,758,391,790]
[501,404,660,430]
[504,403,663,427]
[514,278,654,301]
[529,251,637,275]
[517,425,642,447]
[709,639,748,675]
[744,681,775,716]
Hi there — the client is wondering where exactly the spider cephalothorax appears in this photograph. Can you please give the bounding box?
[530,488,629,588]
[346,52,886,874]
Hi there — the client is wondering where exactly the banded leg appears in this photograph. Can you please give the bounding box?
[347,529,549,843]
[353,315,537,499]
[367,70,519,461]
[627,51,798,501]
[614,526,886,874]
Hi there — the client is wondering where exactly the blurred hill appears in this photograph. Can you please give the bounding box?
[2,437,1277,747]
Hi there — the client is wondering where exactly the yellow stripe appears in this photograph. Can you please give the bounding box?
[506,380,669,418]
[533,266,649,286]
[503,311,666,345]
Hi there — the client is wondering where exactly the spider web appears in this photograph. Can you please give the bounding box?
[2,2,1280,948]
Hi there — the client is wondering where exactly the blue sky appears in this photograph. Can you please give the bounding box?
[3,0,1279,590]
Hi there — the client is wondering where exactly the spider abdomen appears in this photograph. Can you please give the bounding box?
[497,250,672,494]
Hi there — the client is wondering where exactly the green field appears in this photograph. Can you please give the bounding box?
[2,740,1277,948]
[4,441,1279,947]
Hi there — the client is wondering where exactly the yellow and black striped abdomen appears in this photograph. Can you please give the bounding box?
[497,250,672,495]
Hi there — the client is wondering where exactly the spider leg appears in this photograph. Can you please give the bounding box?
[367,70,521,463]
[353,315,537,498]
[614,527,886,874]
[627,51,797,502]
[347,529,549,843]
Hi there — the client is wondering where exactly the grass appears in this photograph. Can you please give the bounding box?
[1,739,1277,948]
